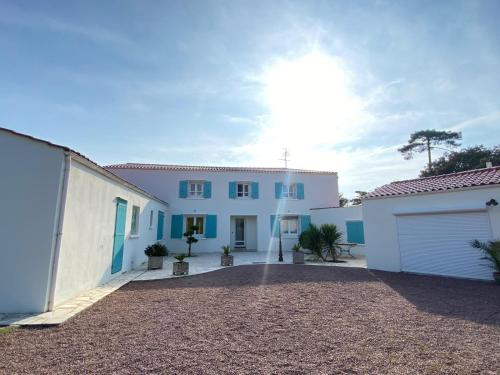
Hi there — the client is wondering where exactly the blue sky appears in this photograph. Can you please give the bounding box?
[1,0,499,197]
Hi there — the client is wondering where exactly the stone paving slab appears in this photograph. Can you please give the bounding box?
[0,270,145,327]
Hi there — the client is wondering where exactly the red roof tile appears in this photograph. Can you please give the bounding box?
[366,166,500,198]
[105,163,336,175]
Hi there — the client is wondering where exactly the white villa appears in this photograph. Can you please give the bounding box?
[105,163,342,253]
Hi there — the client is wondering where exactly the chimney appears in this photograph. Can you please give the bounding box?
[486,161,493,168]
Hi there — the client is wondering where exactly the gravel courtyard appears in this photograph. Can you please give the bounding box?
[1,265,499,374]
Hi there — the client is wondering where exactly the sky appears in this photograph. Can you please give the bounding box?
[1,0,500,197]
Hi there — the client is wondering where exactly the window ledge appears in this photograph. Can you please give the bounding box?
[186,197,205,200]
[130,234,140,239]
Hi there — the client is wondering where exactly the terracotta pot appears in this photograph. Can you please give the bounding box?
[221,255,234,266]
[293,251,304,264]
[493,272,500,285]
[147,256,164,270]
[173,261,189,276]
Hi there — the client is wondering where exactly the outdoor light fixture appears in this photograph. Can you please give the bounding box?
[278,216,283,262]
[486,199,498,207]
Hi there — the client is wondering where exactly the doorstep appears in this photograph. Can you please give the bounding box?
[0,270,145,327]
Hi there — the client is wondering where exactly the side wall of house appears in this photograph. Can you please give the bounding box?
[310,205,365,255]
[363,187,500,272]
[108,168,339,253]
[0,132,64,313]
[53,159,168,307]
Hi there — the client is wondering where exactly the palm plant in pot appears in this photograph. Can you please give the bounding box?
[470,239,500,284]
[144,242,168,270]
[173,254,189,276]
[221,245,233,266]
[292,243,304,264]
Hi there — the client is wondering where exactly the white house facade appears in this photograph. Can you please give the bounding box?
[0,128,168,313]
[363,167,500,281]
[106,164,340,253]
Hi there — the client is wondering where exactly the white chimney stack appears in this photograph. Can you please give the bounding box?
[486,161,493,168]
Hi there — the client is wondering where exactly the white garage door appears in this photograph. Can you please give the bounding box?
[397,211,492,280]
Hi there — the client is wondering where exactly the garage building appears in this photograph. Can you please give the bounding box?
[363,167,500,281]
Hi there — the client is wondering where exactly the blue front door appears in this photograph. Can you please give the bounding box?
[112,198,127,274]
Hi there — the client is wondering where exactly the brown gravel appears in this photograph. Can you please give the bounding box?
[1,265,500,374]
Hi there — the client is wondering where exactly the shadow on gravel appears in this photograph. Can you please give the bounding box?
[373,270,500,327]
[128,264,378,290]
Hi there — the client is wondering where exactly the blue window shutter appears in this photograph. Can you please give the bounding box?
[171,215,184,239]
[270,215,279,237]
[300,215,311,232]
[229,182,237,199]
[251,182,259,199]
[203,181,212,198]
[205,215,217,238]
[179,181,188,198]
[275,182,283,199]
[297,183,305,199]
[157,211,165,240]
[346,221,365,244]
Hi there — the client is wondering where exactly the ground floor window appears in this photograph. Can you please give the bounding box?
[131,206,140,235]
[280,216,298,235]
[186,216,205,236]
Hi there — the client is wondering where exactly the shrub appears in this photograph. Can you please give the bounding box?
[144,242,168,257]
[292,243,301,252]
[222,245,231,256]
[470,240,500,272]
[184,225,199,257]
[320,224,343,262]
[174,254,187,262]
[299,224,324,260]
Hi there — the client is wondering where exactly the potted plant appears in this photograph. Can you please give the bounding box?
[144,242,168,270]
[292,243,304,264]
[470,239,500,284]
[173,254,189,276]
[221,245,233,266]
[183,225,199,257]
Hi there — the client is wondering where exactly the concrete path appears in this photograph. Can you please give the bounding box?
[0,252,365,326]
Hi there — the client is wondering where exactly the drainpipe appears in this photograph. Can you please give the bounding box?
[46,151,71,311]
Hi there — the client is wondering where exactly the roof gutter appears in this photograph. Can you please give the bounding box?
[46,151,71,311]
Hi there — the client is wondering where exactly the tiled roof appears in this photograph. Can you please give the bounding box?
[105,163,337,175]
[0,127,168,205]
[366,166,500,198]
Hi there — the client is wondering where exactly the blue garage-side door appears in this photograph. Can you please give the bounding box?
[112,198,128,274]
[157,211,165,240]
[346,220,365,244]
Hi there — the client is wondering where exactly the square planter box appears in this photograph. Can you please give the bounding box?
[221,255,234,266]
[173,261,189,276]
[293,251,305,264]
[147,256,164,270]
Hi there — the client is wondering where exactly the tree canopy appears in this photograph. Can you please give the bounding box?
[398,129,462,171]
[420,145,500,177]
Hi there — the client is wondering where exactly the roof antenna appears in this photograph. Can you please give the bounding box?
[279,147,290,168]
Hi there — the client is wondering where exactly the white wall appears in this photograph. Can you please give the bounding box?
[363,186,500,272]
[310,206,365,255]
[0,132,64,313]
[108,168,339,253]
[53,158,168,307]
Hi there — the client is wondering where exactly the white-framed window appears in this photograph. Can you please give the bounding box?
[282,184,297,199]
[237,183,250,198]
[188,181,204,198]
[280,216,299,235]
[149,210,154,229]
[131,206,140,236]
[186,216,205,236]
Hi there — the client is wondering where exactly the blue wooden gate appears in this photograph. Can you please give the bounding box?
[112,198,127,274]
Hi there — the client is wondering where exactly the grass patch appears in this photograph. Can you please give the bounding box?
[0,326,17,335]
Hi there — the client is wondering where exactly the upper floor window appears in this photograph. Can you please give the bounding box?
[131,206,140,236]
[237,183,250,198]
[282,183,297,199]
[189,182,204,198]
